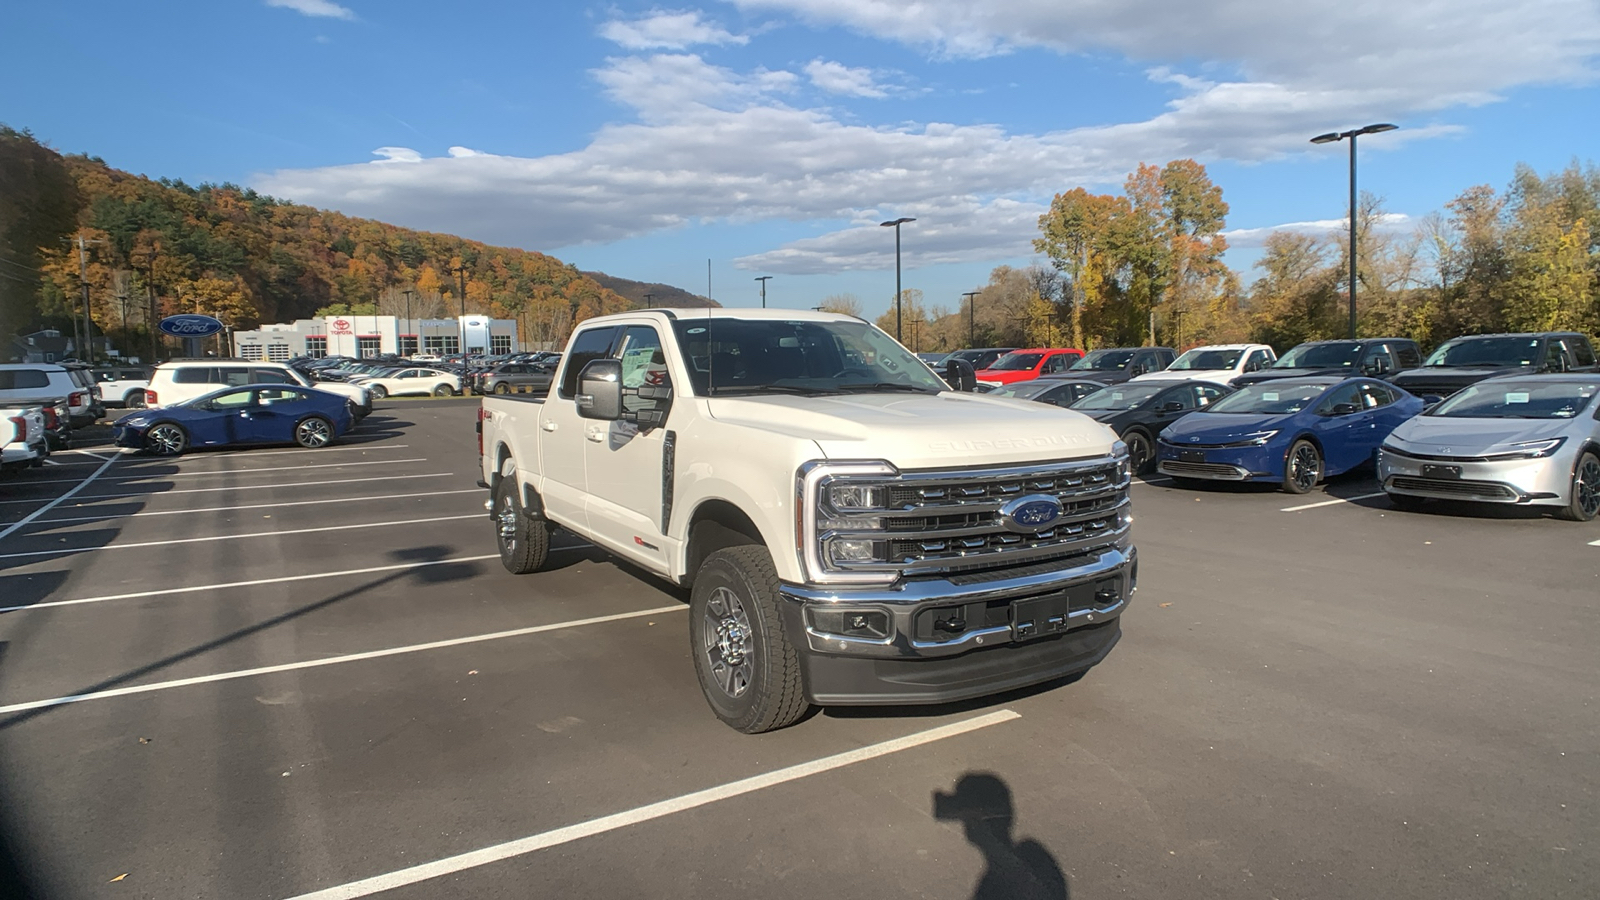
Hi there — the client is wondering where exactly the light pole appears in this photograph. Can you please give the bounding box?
[962,291,979,346]
[1310,123,1397,339]
[448,262,468,356]
[754,275,772,308]
[879,217,915,341]
[402,289,415,357]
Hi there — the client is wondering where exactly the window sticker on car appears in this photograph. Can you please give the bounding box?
[1262,392,1279,401]
[1505,392,1530,404]
[687,327,706,334]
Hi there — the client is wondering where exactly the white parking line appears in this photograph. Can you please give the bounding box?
[1280,492,1386,512]
[0,513,482,561]
[0,454,122,543]
[17,457,430,486]
[284,709,1020,900]
[0,554,501,614]
[0,604,688,715]
[0,472,455,506]
[33,489,483,525]
[1590,538,1600,546]
[116,443,411,463]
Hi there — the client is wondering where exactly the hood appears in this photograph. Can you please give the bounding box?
[1388,415,1575,455]
[974,369,1033,385]
[1160,412,1289,444]
[1391,366,1531,388]
[1234,367,1346,385]
[706,392,1119,469]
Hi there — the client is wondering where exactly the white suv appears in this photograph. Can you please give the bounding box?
[1130,343,1276,386]
[146,361,372,417]
[0,364,100,428]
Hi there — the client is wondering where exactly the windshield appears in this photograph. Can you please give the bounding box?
[1428,382,1599,418]
[987,352,1043,371]
[1206,382,1328,415]
[670,318,947,396]
[1071,349,1136,371]
[1424,337,1540,367]
[1071,383,1165,411]
[1274,342,1360,368]
[1168,348,1243,371]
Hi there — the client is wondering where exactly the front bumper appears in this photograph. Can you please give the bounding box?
[1156,441,1280,482]
[1378,449,1569,505]
[779,545,1134,705]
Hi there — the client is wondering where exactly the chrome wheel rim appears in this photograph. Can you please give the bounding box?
[703,587,754,699]
[297,418,331,447]
[497,498,519,552]
[147,424,184,455]
[1290,445,1319,490]
[1577,458,1600,518]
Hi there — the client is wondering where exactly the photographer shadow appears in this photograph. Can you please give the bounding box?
[935,772,1068,900]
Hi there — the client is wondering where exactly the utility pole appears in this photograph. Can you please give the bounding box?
[140,250,159,363]
[962,291,979,346]
[72,233,104,362]
[643,292,656,307]
[448,262,468,356]
[754,275,772,308]
[116,293,129,356]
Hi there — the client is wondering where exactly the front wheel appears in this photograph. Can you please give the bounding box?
[1123,429,1154,475]
[434,384,454,397]
[1282,439,1321,494]
[690,546,809,734]
[294,415,334,449]
[494,476,549,573]
[493,382,509,395]
[369,384,388,400]
[145,422,188,456]
[1556,451,1600,522]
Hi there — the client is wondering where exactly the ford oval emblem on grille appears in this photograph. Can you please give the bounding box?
[998,494,1063,534]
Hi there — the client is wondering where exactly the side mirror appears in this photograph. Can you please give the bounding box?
[576,358,623,420]
[1328,402,1360,416]
[944,359,977,392]
[1420,395,1444,409]
[1160,400,1184,412]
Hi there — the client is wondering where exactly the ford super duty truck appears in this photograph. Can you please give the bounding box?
[478,309,1137,733]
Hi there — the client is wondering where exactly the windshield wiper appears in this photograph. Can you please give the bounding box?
[835,382,940,394]
[708,384,843,396]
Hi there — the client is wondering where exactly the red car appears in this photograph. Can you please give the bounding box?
[975,348,1084,386]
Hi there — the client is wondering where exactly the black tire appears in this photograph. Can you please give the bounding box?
[1123,428,1155,475]
[124,390,146,409]
[690,546,809,734]
[1387,491,1426,512]
[435,384,453,397]
[145,422,188,456]
[294,415,334,449]
[1556,451,1600,522]
[369,384,388,400]
[1282,439,1321,494]
[494,475,549,574]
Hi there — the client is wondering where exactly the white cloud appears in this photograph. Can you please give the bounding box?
[804,59,889,98]
[600,10,748,49]
[371,147,421,163]
[1223,213,1413,249]
[264,0,354,21]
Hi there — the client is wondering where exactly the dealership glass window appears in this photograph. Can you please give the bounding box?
[304,336,328,358]
[398,336,418,357]
[491,334,512,354]
[239,344,264,360]
[424,335,458,354]
[267,344,291,361]
[357,336,381,358]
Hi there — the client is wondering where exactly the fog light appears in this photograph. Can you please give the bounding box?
[828,538,881,564]
[811,608,890,639]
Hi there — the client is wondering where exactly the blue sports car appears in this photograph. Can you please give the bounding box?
[1156,377,1425,493]
[114,384,353,456]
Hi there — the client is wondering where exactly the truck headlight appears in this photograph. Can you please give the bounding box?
[827,483,887,511]
[797,460,899,586]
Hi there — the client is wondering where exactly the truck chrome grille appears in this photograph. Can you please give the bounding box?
[820,457,1130,576]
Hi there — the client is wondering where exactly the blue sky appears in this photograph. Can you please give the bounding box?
[4,0,1599,320]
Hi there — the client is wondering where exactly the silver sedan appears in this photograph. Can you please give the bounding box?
[1378,374,1600,521]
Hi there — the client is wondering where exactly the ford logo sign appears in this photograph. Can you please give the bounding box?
[158,315,224,338]
[998,494,1063,534]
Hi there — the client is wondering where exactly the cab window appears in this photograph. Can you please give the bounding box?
[616,326,670,417]
[1043,354,1071,374]
[1544,341,1568,373]
[1395,343,1422,368]
[559,327,621,398]
[1563,338,1596,368]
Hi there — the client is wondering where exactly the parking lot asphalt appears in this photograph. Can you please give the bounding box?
[0,399,1596,899]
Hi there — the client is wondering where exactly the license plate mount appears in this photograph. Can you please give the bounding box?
[1179,448,1207,463]
[1421,464,1462,479]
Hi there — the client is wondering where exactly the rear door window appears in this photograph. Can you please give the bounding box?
[559,327,621,398]
[1395,343,1422,368]
[172,367,216,384]
[250,367,293,384]
[1563,337,1597,368]
[0,370,52,390]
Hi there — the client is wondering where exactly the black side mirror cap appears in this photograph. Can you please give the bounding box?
[576,358,624,420]
[944,359,978,392]
[1328,402,1361,416]
[1161,400,1184,412]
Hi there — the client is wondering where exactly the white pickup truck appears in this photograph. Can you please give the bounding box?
[478,309,1137,733]
[1,406,49,475]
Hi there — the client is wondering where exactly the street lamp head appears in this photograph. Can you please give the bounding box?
[1360,123,1399,135]
[879,217,916,227]
[1309,132,1342,144]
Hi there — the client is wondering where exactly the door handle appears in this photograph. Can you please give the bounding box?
[541,421,558,432]
[586,426,606,443]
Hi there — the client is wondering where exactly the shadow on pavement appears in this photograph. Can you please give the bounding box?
[0,545,481,732]
[0,643,44,900]
[934,772,1068,900]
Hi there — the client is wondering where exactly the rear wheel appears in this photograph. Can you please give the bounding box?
[1556,451,1600,522]
[435,384,454,397]
[1282,439,1321,494]
[369,384,388,400]
[123,390,146,409]
[494,475,549,573]
[1123,428,1154,475]
[145,423,188,456]
[494,382,509,395]
[690,546,809,734]
[294,415,334,449]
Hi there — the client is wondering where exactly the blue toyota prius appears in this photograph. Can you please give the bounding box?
[114,384,354,456]
[1156,377,1425,493]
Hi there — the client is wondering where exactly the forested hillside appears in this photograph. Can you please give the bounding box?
[0,126,661,353]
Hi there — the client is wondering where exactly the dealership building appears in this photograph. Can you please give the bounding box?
[231,315,521,360]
